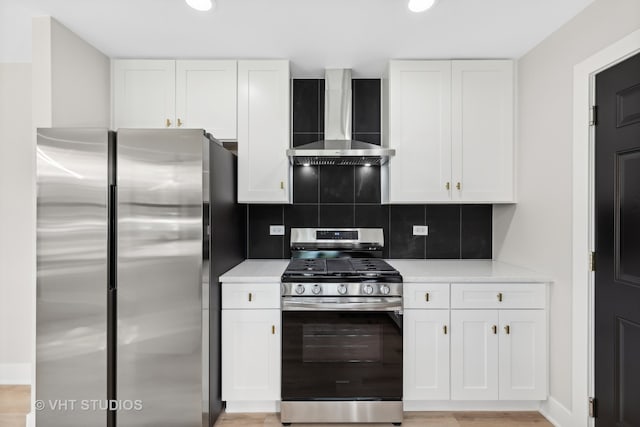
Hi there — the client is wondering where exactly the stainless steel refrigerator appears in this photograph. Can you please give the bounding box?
[36,128,244,427]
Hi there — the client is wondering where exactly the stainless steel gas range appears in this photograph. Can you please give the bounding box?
[280,228,403,425]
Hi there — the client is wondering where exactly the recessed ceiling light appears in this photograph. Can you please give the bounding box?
[408,0,437,13]
[302,163,311,167]
[186,0,214,12]
[364,163,372,167]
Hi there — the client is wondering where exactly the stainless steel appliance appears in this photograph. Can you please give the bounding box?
[36,128,244,427]
[286,69,395,166]
[280,228,403,425]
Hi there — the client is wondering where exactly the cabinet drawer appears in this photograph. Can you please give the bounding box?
[222,283,281,309]
[451,283,545,309]
[403,283,450,309]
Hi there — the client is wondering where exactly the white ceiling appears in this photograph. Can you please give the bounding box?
[0,0,595,76]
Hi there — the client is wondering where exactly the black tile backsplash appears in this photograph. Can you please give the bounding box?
[292,79,324,134]
[355,165,381,204]
[320,165,354,203]
[319,204,354,228]
[390,205,426,259]
[245,78,493,260]
[461,205,493,259]
[293,165,319,203]
[248,205,284,258]
[426,205,461,259]
[354,205,390,258]
[352,79,381,135]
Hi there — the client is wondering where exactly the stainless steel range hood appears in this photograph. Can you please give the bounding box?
[287,69,395,166]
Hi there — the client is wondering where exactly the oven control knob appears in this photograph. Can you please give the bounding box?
[363,284,374,295]
[337,284,348,295]
[295,284,306,295]
[312,284,321,295]
[380,285,391,295]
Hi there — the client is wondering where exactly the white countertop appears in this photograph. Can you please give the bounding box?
[219,259,289,283]
[386,259,551,283]
[219,259,550,284]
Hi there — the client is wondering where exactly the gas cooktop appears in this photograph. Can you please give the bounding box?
[281,258,402,282]
[282,228,402,283]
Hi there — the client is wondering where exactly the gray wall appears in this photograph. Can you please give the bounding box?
[33,16,110,128]
[494,0,640,413]
[0,63,33,383]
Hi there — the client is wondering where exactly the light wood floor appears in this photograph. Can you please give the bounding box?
[0,387,553,427]
[0,385,30,427]
[214,411,553,427]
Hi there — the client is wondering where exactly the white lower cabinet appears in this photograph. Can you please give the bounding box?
[404,282,548,407]
[451,310,499,400]
[498,310,547,400]
[404,309,450,400]
[451,309,547,401]
[221,309,280,402]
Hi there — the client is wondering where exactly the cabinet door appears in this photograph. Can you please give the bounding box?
[451,310,499,400]
[451,60,514,202]
[237,60,290,203]
[113,60,175,129]
[499,310,547,400]
[222,309,280,401]
[176,60,237,140]
[387,61,452,203]
[404,310,450,400]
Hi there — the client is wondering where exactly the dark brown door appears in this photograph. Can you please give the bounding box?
[595,51,640,426]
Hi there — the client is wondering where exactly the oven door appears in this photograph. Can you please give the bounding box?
[281,297,403,401]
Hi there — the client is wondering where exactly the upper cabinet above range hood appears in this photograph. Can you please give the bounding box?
[287,69,395,166]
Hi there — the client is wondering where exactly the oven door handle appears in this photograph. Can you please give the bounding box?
[282,297,403,312]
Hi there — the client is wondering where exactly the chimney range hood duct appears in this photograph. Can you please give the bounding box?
[287,69,395,166]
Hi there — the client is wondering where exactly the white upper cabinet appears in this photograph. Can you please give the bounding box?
[113,59,238,139]
[385,59,514,203]
[387,61,452,203]
[175,60,237,139]
[113,60,176,129]
[237,60,291,204]
[452,60,514,202]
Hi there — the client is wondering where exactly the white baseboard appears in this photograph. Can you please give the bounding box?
[225,401,280,413]
[539,396,572,427]
[403,400,542,412]
[0,363,31,384]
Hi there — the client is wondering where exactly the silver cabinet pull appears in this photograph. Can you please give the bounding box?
[443,325,448,335]
[425,292,430,302]
[165,118,172,128]
[504,325,510,335]
[492,325,497,334]
[248,292,253,302]
[497,292,503,302]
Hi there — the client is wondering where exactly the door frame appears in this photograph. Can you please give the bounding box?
[572,28,640,427]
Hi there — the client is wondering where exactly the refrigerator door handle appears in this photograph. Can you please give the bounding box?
[109,184,117,291]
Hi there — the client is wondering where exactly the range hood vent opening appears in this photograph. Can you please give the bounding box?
[287,69,395,166]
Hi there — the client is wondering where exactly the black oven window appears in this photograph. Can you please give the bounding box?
[282,311,403,400]
[302,323,382,363]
